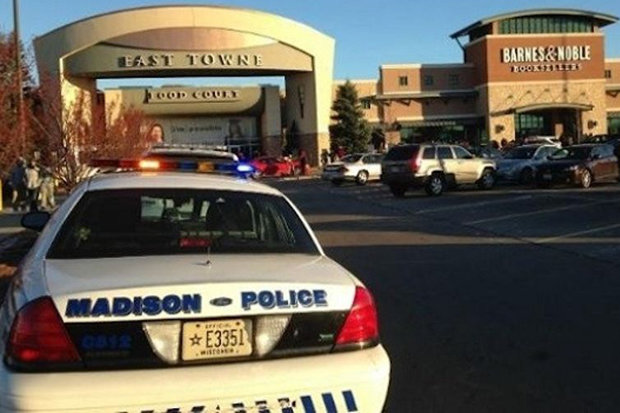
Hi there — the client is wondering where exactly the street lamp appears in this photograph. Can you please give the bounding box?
[13,0,25,152]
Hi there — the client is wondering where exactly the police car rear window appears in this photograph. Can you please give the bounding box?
[47,189,319,259]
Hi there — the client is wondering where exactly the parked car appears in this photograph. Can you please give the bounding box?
[535,144,619,188]
[145,144,239,166]
[321,153,383,186]
[523,136,562,146]
[496,144,559,184]
[250,156,300,177]
[471,145,504,160]
[381,144,496,197]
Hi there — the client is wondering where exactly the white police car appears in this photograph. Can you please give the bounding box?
[0,159,390,412]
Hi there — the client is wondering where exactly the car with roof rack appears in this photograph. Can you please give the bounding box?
[0,159,390,413]
[381,143,496,197]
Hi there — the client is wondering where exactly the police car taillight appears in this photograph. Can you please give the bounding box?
[335,287,379,349]
[6,297,81,366]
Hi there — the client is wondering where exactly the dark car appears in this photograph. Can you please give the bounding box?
[535,144,618,188]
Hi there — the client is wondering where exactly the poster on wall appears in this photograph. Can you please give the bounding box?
[153,117,258,147]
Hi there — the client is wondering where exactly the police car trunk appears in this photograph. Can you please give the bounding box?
[0,172,390,413]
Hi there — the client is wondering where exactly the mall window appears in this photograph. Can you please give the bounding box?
[499,16,593,34]
[516,113,546,137]
[424,75,434,86]
[605,70,612,79]
[399,76,408,86]
[609,116,620,135]
[448,74,460,87]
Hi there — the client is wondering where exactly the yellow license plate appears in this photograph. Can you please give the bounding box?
[182,319,252,361]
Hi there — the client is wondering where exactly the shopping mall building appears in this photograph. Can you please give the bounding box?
[35,7,620,162]
[354,8,620,146]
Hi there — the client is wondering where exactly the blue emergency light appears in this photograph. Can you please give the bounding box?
[90,158,256,179]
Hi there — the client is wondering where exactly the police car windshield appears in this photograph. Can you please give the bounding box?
[48,189,319,259]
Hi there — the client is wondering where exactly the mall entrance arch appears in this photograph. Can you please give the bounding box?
[33,5,335,165]
[512,103,594,142]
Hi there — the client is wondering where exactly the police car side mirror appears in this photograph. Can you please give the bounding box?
[21,211,51,232]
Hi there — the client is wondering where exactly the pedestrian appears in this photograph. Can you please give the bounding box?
[614,144,620,182]
[38,166,56,210]
[299,149,308,176]
[25,160,41,211]
[320,149,329,167]
[336,146,346,160]
[500,138,508,151]
[9,157,27,211]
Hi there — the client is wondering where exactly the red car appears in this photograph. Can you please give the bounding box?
[250,156,300,177]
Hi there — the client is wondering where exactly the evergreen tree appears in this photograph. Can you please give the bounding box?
[330,80,371,154]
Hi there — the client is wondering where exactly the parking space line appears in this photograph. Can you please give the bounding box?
[465,202,601,225]
[535,223,620,244]
[466,197,620,225]
[414,195,532,214]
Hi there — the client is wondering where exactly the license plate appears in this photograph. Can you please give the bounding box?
[543,173,552,180]
[182,319,252,361]
[390,166,401,172]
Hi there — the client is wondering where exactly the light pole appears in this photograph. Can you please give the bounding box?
[13,0,25,153]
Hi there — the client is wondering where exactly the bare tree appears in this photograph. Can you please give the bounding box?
[32,75,155,190]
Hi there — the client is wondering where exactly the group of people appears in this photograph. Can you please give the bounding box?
[8,158,55,212]
[320,147,347,166]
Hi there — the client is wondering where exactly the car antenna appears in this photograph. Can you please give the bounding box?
[205,244,213,268]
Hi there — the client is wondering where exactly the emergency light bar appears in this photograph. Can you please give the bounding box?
[89,158,255,178]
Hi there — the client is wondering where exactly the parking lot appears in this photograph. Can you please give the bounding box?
[275,178,620,412]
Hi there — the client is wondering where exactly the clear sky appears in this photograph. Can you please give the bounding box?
[1,0,619,87]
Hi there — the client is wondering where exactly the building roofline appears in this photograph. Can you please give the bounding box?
[333,79,377,84]
[451,8,618,39]
[380,63,474,70]
[35,4,331,43]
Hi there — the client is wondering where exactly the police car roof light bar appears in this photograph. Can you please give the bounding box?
[89,158,255,179]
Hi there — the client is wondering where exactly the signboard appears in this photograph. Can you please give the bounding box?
[119,53,264,68]
[146,88,241,104]
[155,116,258,146]
[501,45,592,73]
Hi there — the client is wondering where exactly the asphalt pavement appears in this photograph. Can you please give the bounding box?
[273,179,620,412]
[2,179,620,411]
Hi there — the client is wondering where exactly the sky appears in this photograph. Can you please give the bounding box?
[1,0,620,88]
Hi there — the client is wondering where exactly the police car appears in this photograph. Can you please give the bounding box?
[0,159,390,412]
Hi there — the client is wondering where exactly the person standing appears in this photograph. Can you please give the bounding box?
[25,160,41,211]
[9,158,27,211]
[299,149,308,176]
[38,166,56,210]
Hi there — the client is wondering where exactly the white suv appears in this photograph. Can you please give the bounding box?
[381,144,497,197]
